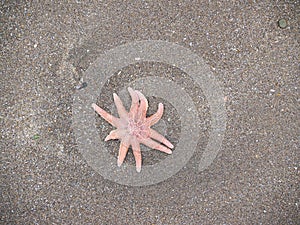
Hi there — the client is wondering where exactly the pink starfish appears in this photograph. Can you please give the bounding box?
[92,87,174,172]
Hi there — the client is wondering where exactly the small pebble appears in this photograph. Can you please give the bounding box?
[278,19,287,29]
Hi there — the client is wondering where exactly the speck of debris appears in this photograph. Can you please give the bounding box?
[32,134,40,140]
[75,82,87,90]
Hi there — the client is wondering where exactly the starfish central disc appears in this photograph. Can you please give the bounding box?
[128,119,149,139]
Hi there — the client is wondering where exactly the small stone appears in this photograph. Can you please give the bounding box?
[278,19,287,29]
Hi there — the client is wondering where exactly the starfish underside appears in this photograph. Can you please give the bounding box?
[92,87,174,172]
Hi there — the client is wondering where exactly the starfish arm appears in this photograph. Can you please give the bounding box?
[140,138,172,154]
[131,137,142,172]
[135,90,148,119]
[117,138,130,167]
[128,87,139,117]
[105,129,121,141]
[149,128,174,149]
[146,103,164,126]
[113,93,128,119]
[92,103,119,127]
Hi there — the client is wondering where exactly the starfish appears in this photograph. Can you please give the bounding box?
[92,87,174,172]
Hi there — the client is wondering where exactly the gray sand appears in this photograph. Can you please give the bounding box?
[1,1,299,224]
